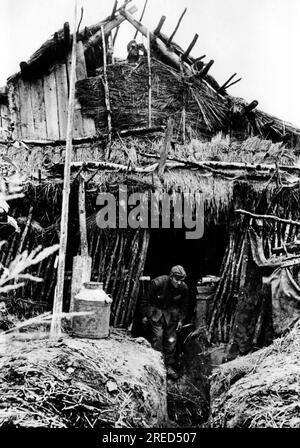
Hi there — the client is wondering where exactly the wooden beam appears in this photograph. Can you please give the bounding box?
[50,0,78,340]
[182,34,198,61]
[153,16,166,35]
[84,5,138,50]
[120,9,189,73]
[167,8,187,46]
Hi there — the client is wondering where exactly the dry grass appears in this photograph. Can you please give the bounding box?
[210,321,300,428]
[0,330,166,428]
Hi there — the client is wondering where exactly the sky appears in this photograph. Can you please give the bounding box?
[1,0,300,126]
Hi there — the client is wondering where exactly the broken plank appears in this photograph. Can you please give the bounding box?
[75,41,96,137]
[43,67,60,139]
[18,78,35,139]
[30,78,47,139]
[66,49,83,138]
[0,104,9,130]
[54,61,68,140]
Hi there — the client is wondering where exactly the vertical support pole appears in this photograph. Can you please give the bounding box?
[101,25,112,160]
[78,174,88,257]
[50,1,78,340]
[147,29,152,128]
[69,174,92,313]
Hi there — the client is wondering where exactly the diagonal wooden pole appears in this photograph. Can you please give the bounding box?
[133,0,148,40]
[50,0,78,340]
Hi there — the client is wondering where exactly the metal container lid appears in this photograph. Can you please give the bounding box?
[83,281,104,290]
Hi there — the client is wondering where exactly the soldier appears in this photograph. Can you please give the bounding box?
[141,265,189,380]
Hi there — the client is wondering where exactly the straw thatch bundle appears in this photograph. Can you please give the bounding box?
[76,58,229,138]
[209,321,300,427]
[0,330,167,428]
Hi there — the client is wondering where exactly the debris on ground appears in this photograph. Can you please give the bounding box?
[209,322,300,428]
[0,329,167,428]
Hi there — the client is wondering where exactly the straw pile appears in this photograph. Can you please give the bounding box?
[0,329,167,428]
[76,58,229,138]
[209,321,300,427]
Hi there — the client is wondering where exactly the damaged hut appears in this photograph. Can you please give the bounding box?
[1,1,300,359]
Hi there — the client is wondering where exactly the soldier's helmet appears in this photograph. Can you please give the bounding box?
[170,265,186,279]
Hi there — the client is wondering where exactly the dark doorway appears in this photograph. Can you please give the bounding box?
[143,224,228,284]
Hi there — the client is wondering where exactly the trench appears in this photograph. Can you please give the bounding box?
[133,225,228,427]
[166,335,227,427]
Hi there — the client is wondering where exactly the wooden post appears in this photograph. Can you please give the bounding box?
[147,29,152,128]
[78,175,88,257]
[167,8,187,46]
[182,34,199,61]
[199,59,214,77]
[101,25,112,160]
[153,16,166,35]
[224,77,242,90]
[133,0,148,39]
[69,174,92,313]
[158,118,174,177]
[50,1,78,340]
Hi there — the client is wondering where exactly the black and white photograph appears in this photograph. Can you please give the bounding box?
[0,0,300,437]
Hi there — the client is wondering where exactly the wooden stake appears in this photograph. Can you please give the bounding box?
[199,59,214,77]
[158,118,174,177]
[147,29,152,128]
[78,174,88,257]
[244,100,259,114]
[133,0,148,40]
[50,1,78,340]
[110,0,118,18]
[182,34,199,61]
[153,16,166,35]
[182,107,186,143]
[167,8,187,46]
[101,25,112,160]
[16,205,33,255]
[225,77,242,89]
[218,73,237,92]
[235,209,300,227]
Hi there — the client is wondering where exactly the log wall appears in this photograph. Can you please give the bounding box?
[0,103,9,133]
[7,42,96,141]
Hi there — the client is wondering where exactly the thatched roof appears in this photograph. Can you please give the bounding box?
[4,2,300,144]
[3,132,300,226]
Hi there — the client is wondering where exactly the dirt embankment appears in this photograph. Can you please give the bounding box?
[0,329,167,428]
[209,323,300,428]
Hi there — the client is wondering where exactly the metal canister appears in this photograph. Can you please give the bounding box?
[72,281,112,339]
